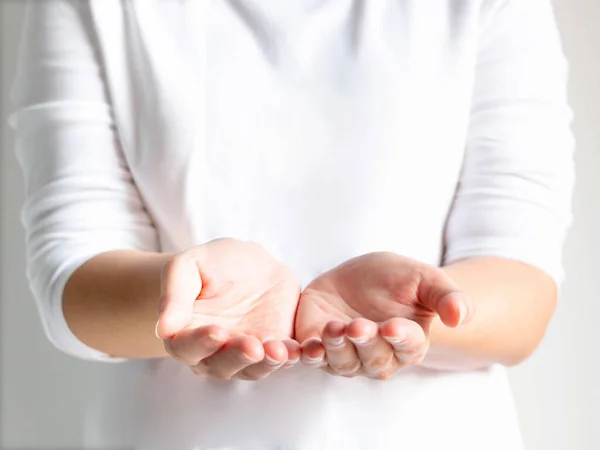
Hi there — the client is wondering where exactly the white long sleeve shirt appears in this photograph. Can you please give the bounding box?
[11,0,574,449]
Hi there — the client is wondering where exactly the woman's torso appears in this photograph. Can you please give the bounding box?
[84,0,523,448]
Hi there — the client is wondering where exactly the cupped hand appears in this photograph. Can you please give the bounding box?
[156,238,301,381]
[295,252,474,379]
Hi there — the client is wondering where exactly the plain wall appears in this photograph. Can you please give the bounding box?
[1,1,599,448]
[0,2,125,448]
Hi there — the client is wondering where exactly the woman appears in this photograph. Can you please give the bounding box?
[11,0,574,449]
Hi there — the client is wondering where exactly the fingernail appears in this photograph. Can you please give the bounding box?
[303,354,324,365]
[154,320,161,340]
[383,335,405,345]
[208,333,226,343]
[328,336,345,347]
[458,300,467,325]
[241,353,259,363]
[287,357,300,365]
[348,335,369,345]
[302,337,322,347]
[265,355,284,366]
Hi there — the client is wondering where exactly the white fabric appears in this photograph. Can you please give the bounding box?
[11,0,574,449]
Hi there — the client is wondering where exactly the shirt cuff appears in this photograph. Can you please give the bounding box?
[444,236,566,285]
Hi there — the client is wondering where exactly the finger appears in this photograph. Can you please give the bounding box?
[166,325,228,365]
[243,331,300,368]
[321,365,355,378]
[282,340,301,368]
[300,338,326,367]
[157,255,202,338]
[438,291,474,327]
[347,318,396,378]
[236,340,288,380]
[195,335,264,380]
[322,321,361,376]
[418,267,473,328]
[380,318,429,367]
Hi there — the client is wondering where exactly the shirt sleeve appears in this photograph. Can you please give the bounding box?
[10,1,160,361]
[443,0,575,284]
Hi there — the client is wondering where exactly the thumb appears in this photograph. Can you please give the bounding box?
[156,256,202,339]
[417,267,474,328]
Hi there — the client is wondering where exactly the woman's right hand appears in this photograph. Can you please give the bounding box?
[156,238,301,381]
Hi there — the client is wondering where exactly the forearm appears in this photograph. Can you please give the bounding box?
[423,257,557,371]
[63,250,172,359]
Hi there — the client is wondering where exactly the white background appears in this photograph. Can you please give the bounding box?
[1,1,599,448]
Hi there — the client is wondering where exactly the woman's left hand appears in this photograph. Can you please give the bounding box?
[295,253,474,379]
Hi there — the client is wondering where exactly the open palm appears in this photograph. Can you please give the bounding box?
[188,240,300,338]
[157,238,301,380]
[295,252,471,378]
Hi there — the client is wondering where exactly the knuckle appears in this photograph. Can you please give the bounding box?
[207,370,231,380]
[238,367,267,381]
[190,366,207,378]
[322,366,341,378]
[333,361,361,375]
[192,359,210,373]
[371,371,394,381]
[216,374,232,381]
[178,351,201,366]
[233,372,253,381]
[364,353,395,370]
[412,352,426,366]
[165,341,195,366]
[395,353,412,366]
[250,372,269,381]
[163,339,177,357]
[396,350,425,367]
[234,374,260,381]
